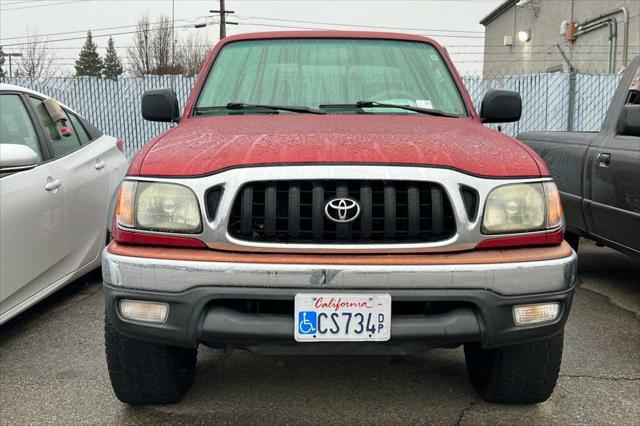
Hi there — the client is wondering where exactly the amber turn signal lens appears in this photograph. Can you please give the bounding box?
[115,181,137,228]
[544,182,563,228]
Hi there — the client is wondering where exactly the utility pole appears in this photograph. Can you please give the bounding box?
[219,0,227,39]
[210,0,237,40]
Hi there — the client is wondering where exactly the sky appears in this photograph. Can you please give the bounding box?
[0,0,504,75]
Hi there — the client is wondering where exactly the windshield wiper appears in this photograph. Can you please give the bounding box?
[319,101,459,117]
[194,103,326,115]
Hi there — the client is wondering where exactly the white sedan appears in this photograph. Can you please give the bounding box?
[0,84,128,324]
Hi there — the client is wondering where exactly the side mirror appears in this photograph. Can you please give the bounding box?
[618,104,640,136]
[480,90,522,123]
[141,88,180,123]
[0,144,38,173]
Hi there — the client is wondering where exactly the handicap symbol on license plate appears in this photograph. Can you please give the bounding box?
[298,311,317,335]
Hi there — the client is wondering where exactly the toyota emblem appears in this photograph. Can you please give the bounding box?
[324,198,361,223]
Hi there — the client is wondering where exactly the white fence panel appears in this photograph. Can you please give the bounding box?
[574,74,622,131]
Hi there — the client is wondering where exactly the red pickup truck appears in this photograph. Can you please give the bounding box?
[103,32,576,405]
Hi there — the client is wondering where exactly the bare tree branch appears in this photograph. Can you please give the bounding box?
[176,33,212,77]
[128,14,186,76]
[17,32,55,79]
[150,15,174,74]
[127,15,153,76]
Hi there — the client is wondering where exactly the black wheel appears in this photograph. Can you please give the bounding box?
[464,333,563,404]
[105,313,197,405]
[565,232,580,252]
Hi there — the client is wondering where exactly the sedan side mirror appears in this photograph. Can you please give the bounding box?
[480,90,522,123]
[0,144,38,173]
[618,105,640,136]
[141,88,180,123]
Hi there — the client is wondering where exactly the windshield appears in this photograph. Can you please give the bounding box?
[195,38,468,116]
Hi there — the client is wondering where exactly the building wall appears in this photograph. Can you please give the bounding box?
[482,0,640,78]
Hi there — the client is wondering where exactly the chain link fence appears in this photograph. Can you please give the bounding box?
[573,73,623,131]
[463,72,622,134]
[2,72,622,160]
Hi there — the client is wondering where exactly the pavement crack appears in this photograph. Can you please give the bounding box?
[453,395,479,426]
[576,286,640,321]
[560,374,640,382]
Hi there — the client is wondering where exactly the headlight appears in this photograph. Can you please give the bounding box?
[482,182,562,234]
[116,180,202,233]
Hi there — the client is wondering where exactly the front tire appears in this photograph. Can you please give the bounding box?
[464,333,563,404]
[105,313,197,405]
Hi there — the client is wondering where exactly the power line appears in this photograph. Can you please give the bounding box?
[235,20,486,38]
[2,17,488,46]
[483,44,557,74]
[238,15,485,34]
[1,22,197,47]
[0,0,53,4]
[1,0,90,11]
[2,6,634,47]
[0,0,43,5]
[0,18,195,42]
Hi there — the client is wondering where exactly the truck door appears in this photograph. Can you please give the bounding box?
[586,67,640,252]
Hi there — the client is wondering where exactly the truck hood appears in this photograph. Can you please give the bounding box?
[133,115,543,178]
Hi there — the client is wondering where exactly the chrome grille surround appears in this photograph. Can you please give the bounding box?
[123,165,557,254]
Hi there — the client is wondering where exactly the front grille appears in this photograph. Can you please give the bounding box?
[228,180,456,244]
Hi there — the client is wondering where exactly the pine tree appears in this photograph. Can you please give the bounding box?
[102,36,124,79]
[75,31,103,76]
[0,46,6,78]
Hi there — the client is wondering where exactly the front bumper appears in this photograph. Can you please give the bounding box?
[103,242,577,354]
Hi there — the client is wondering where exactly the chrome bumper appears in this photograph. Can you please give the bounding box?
[102,247,577,296]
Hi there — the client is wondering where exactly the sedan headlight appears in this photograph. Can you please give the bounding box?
[482,182,562,234]
[116,180,202,233]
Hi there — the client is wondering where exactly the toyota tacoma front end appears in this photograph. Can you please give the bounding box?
[103,32,576,406]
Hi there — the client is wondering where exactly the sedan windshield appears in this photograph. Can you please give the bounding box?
[195,38,467,116]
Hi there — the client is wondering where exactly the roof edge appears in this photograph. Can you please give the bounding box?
[221,30,438,44]
[480,0,518,26]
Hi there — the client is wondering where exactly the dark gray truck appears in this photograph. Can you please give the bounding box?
[519,56,640,260]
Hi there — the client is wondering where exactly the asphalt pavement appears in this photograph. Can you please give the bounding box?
[1,241,638,425]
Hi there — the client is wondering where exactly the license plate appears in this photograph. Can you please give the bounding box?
[294,294,391,342]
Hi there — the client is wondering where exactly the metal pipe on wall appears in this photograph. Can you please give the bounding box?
[576,7,629,71]
[575,18,617,73]
[619,7,629,66]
